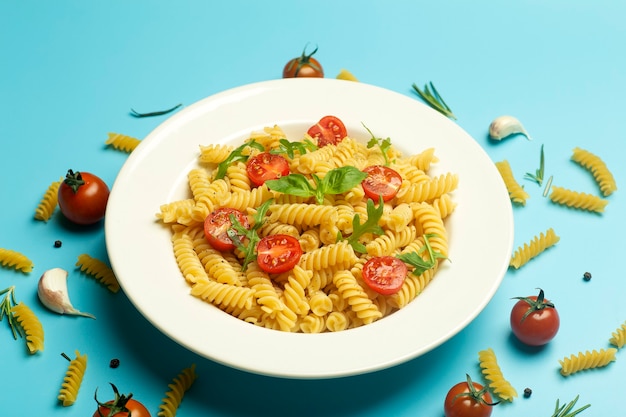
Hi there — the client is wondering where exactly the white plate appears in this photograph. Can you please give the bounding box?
[105,78,513,379]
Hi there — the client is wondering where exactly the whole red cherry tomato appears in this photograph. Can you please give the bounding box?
[282,44,324,78]
[58,169,110,225]
[92,383,151,417]
[307,115,347,147]
[246,152,290,187]
[444,374,497,417]
[510,288,560,346]
[361,165,403,202]
[256,234,303,274]
[362,256,408,295]
[203,207,250,252]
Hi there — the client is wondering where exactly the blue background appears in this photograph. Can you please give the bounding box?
[1,1,625,415]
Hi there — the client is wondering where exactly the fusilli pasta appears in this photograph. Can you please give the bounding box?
[105,132,141,153]
[75,254,120,293]
[478,348,517,401]
[609,320,626,349]
[559,348,616,376]
[157,364,198,417]
[549,186,608,213]
[571,147,617,196]
[0,248,34,273]
[11,302,44,353]
[58,350,88,406]
[495,160,529,205]
[34,178,62,221]
[509,228,560,269]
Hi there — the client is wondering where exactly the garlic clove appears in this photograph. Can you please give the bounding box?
[38,267,95,319]
[488,115,532,141]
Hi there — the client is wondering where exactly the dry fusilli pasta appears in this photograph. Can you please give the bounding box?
[478,348,517,401]
[549,186,608,213]
[559,348,616,376]
[571,147,617,196]
[75,254,120,293]
[509,228,560,269]
[34,178,62,221]
[58,350,88,406]
[495,160,529,205]
[105,132,141,153]
[11,302,44,353]
[0,248,34,273]
[157,364,198,417]
[609,320,626,349]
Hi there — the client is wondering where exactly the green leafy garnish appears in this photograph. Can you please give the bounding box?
[227,199,273,271]
[129,103,182,118]
[340,197,384,253]
[266,166,367,204]
[550,395,590,417]
[270,138,317,159]
[411,82,456,120]
[525,144,545,186]
[215,140,265,180]
[396,234,447,275]
[0,286,21,340]
[363,123,392,166]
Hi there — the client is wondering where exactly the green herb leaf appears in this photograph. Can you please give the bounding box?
[342,197,385,253]
[0,286,21,340]
[396,234,447,275]
[320,166,368,195]
[551,395,590,417]
[524,144,545,186]
[363,123,392,166]
[265,173,315,198]
[129,103,182,118]
[226,199,273,271]
[215,140,265,180]
[411,82,456,120]
[270,138,317,159]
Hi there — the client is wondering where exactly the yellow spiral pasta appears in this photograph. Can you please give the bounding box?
[0,248,34,273]
[158,122,456,332]
[509,228,560,269]
[105,132,141,153]
[609,320,626,349]
[34,178,62,221]
[549,186,608,213]
[11,302,44,353]
[75,254,120,293]
[495,160,529,205]
[571,147,617,196]
[58,350,88,406]
[157,364,198,417]
[559,348,617,376]
[478,348,517,401]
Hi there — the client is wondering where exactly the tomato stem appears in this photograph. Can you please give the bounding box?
[452,374,500,407]
[293,44,322,77]
[64,169,85,193]
[512,288,556,322]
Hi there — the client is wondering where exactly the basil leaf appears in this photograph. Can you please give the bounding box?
[265,174,315,198]
[320,166,367,195]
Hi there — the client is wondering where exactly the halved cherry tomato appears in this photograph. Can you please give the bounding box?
[203,208,249,252]
[510,288,560,346]
[282,45,324,78]
[362,256,408,295]
[93,383,151,417]
[256,234,302,274]
[444,375,496,417]
[361,165,403,202]
[246,152,290,187]
[58,169,110,225]
[307,115,347,147]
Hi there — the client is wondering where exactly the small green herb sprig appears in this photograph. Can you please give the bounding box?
[129,103,182,118]
[396,234,447,275]
[550,395,590,417]
[270,138,317,159]
[525,144,545,186]
[411,82,456,120]
[363,123,392,166]
[227,199,273,271]
[266,166,367,205]
[339,197,385,253]
[215,140,265,180]
[0,286,21,340]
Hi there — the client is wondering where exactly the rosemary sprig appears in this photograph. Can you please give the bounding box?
[411,81,456,120]
[0,286,21,340]
[525,144,545,186]
[551,395,590,417]
[129,103,182,118]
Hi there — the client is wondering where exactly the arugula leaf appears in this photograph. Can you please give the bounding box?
[270,138,317,159]
[396,234,447,275]
[226,199,273,271]
[215,140,265,180]
[266,166,367,204]
[342,197,384,253]
[363,123,392,166]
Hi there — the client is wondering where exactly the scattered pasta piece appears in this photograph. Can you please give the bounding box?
[0,248,34,273]
[571,147,617,196]
[58,350,88,406]
[478,348,518,401]
[336,69,359,82]
[34,178,62,221]
[75,254,120,293]
[495,160,529,205]
[559,348,617,376]
[609,321,626,349]
[549,186,608,213]
[509,228,560,269]
[10,302,44,353]
[157,364,198,417]
[105,132,141,153]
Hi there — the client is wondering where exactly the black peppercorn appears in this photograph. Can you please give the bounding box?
[54,240,62,248]
[109,358,120,368]
[583,271,592,281]
[523,387,532,398]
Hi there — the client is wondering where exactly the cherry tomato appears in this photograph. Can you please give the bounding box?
[282,45,324,78]
[256,234,303,274]
[307,115,347,147]
[361,165,403,202]
[58,169,110,225]
[93,383,151,417]
[362,256,408,295]
[444,375,496,417]
[510,288,560,346]
[203,208,249,252]
[246,152,290,187]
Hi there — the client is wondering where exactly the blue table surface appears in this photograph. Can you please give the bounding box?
[2,1,625,416]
